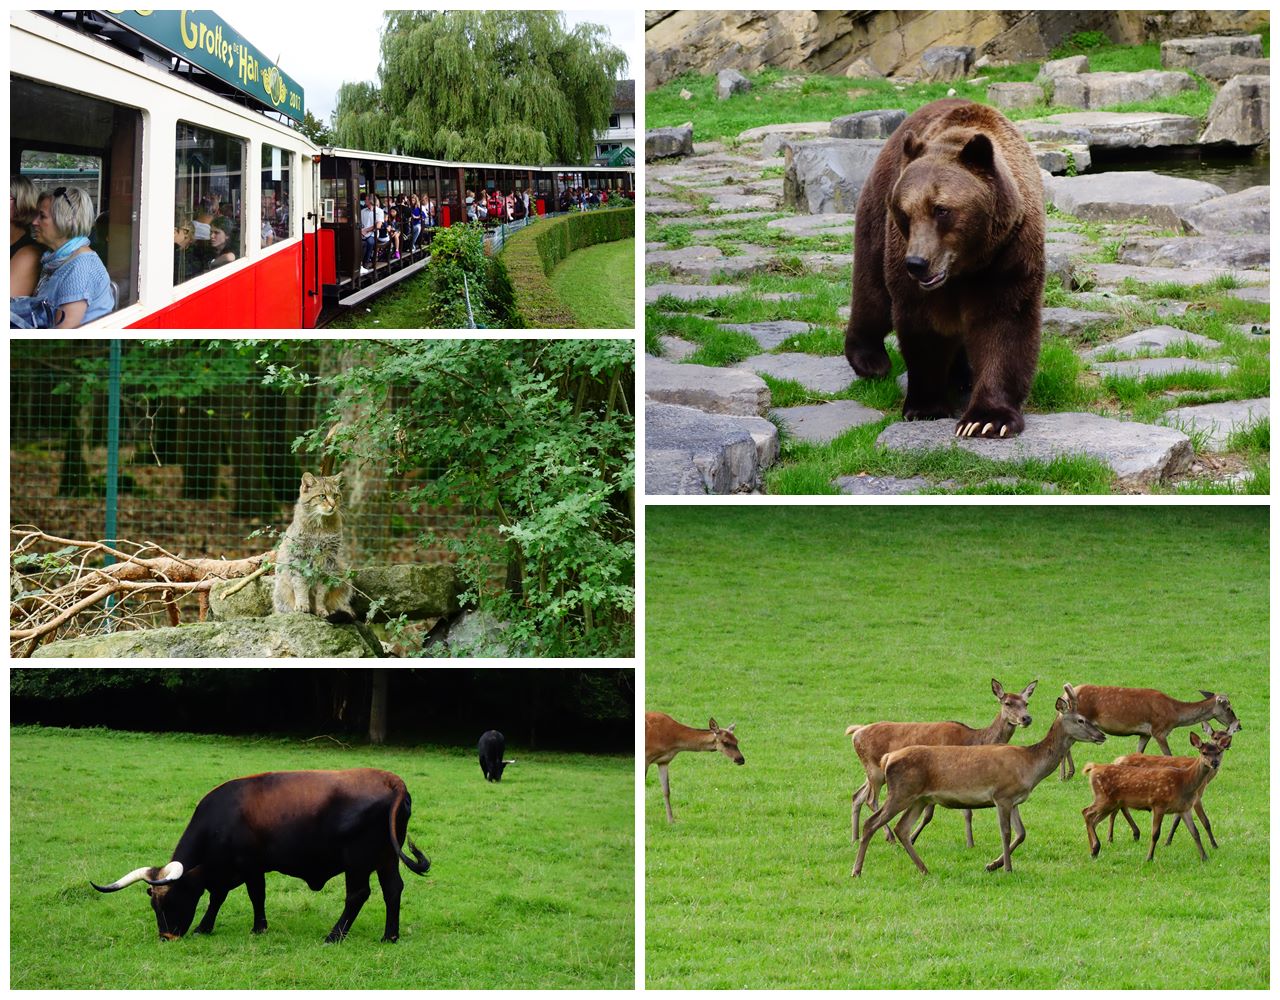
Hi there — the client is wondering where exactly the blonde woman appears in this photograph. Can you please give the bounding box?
[10,175,42,297]
[11,186,113,328]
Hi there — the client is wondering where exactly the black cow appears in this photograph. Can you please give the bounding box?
[478,730,515,782]
[91,769,430,943]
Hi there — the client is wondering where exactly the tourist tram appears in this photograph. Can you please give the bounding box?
[10,10,634,329]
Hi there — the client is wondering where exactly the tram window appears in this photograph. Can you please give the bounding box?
[175,122,244,286]
[11,76,141,316]
[260,144,293,248]
[321,178,348,225]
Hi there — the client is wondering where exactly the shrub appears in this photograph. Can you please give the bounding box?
[422,223,493,328]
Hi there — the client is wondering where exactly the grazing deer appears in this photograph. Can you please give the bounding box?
[1106,722,1236,847]
[1082,730,1226,862]
[852,684,1105,877]
[845,678,1037,848]
[1060,686,1239,780]
[645,712,744,823]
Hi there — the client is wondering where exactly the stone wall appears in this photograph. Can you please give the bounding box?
[645,10,1269,89]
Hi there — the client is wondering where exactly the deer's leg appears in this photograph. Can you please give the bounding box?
[1083,803,1102,857]
[893,802,930,874]
[853,797,904,877]
[964,809,974,849]
[1195,800,1217,849]
[1153,734,1173,756]
[868,775,895,843]
[1181,810,1208,861]
[1006,806,1026,856]
[851,781,869,844]
[1120,806,1140,841]
[1136,734,1151,753]
[986,803,1015,872]
[1166,812,1181,845]
[1147,810,1164,862]
[658,763,675,823]
[1060,748,1075,781]
[908,803,935,845]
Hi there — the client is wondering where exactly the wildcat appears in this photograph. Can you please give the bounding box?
[272,472,356,622]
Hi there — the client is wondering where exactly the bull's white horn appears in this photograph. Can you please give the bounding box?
[145,861,184,885]
[91,864,168,893]
[502,759,516,765]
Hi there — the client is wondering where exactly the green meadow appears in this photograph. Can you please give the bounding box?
[11,727,633,989]
[646,506,1267,988]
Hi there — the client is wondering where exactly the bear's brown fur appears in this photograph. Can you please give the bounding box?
[844,99,1045,438]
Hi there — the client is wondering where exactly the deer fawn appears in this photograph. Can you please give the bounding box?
[846,678,1036,849]
[645,712,744,823]
[1059,686,1239,780]
[1082,730,1226,862]
[852,684,1105,877]
[1104,723,1236,848]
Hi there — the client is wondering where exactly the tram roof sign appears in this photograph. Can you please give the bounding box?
[102,10,305,123]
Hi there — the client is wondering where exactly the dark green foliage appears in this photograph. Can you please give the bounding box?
[497,209,635,328]
[420,224,500,328]
[268,340,635,657]
[334,12,627,163]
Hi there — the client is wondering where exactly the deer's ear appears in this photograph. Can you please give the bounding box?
[726,723,736,734]
[1199,690,1215,700]
[991,678,1005,698]
[1190,731,1204,749]
[708,718,719,733]
[1201,722,1213,735]
[1022,680,1038,699]
[1054,697,1068,713]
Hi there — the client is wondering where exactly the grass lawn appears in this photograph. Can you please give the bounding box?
[12,727,633,989]
[645,506,1268,988]
[326,270,436,330]
[548,238,636,329]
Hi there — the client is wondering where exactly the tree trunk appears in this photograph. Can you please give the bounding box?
[369,668,389,745]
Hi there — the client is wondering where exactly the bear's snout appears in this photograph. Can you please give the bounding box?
[904,256,930,279]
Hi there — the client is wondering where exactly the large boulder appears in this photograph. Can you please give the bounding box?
[829,109,906,139]
[32,614,376,658]
[1051,70,1197,110]
[1036,54,1089,84]
[1161,34,1263,71]
[1019,111,1201,149]
[646,402,778,494]
[1200,75,1269,146]
[717,68,751,100]
[209,564,459,622]
[1197,55,1270,84]
[645,356,771,416]
[919,45,975,81]
[646,125,694,161]
[987,82,1044,109]
[1118,234,1270,270]
[1049,171,1225,227]
[1178,185,1269,235]
[783,138,884,215]
[422,610,528,657]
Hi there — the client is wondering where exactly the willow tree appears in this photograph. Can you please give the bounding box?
[334,11,626,163]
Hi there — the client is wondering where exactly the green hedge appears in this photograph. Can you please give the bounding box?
[497,208,635,328]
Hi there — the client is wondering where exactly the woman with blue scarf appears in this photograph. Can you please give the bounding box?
[10,186,114,329]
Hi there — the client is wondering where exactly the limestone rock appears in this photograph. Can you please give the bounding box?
[32,614,376,658]
[738,121,830,144]
[1083,326,1219,359]
[657,335,699,361]
[830,109,907,139]
[844,57,884,79]
[1041,306,1113,337]
[645,356,771,416]
[1178,185,1269,235]
[718,320,813,350]
[645,403,778,494]
[987,82,1044,109]
[876,412,1194,487]
[1021,112,1201,149]
[1049,171,1225,227]
[647,244,773,280]
[919,45,975,81]
[1197,55,1270,84]
[783,138,884,215]
[646,126,694,161]
[833,474,932,495]
[1036,55,1089,83]
[1162,398,1269,450]
[208,576,273,620]
[1086,262,1261,287]
[773,400,884,444]
[422,610,529,657]
[734,353,857,395]
[1051,70,1197,110]
[766,212,858,237]
[1200,75,1269,146]
[645,283,745,305]
[350,565,459,621]
[1161,34,1263,71]
[717,68,751,100]
[1031,142,1091,174]
[1091,357,1235,378]
[1118,234,1269,270]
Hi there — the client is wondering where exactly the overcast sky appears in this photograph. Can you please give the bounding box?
[226,8,640,125]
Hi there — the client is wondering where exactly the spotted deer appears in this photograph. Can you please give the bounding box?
[1060,686,1239,780]
[846,678,1036,848]
[645,712,745,823]
[1082,730,1226,862]
[853,685,1105,877]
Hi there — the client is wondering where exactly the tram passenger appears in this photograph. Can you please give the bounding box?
[11,186,113,329]
[192,195,216,240]
[511,189,525,221]
[208,216,238,269]
[474,192,487,223]
[386,205,402,260]
[411,194,425,248]
[359,193,380,275]
[465,191,476,223]
[488,189,503,225]
[10,175,42,298]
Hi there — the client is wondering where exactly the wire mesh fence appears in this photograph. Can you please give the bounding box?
[10,339,472,593]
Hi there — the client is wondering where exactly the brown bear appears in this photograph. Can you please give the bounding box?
[843,99,1044,438]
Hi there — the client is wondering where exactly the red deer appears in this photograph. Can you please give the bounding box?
[853,684,1105,876]
[91,769,430,942]
[645,712,744,823]
[1082,731,1226,862]
[846,678,1036,848]
[1105,723,1236,847]
[1060,686,1239,780]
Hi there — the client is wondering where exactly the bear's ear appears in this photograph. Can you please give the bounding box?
[959,132,996,173]
[900,130,925,163]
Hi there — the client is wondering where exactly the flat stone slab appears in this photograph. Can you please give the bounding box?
[710,193,779,211]
[734,353,857,394]
[1022,112,1201,148]
[646,198,699,216]
[761,292,805,302]
[657,335,699,361]
[766,213,858,236]
[876,412,1194,487]
[645,283,744,305]
[1162,397,1269,450]
[738,121,832,143]
[1092,357,1235,378]
[1231,322,1270,337]
[719,320,813,349]
[1083,325,1220,359]
[1049,171,1224,227]
[1179,185,1269,235]
[773,399,884,444]
[647,245,773,279]
[1118,234,1270,270]
[1087,263,1263,287]
[1224,285,1269,303]
[833,474,932,495]
[1042,306,1113,336]
[645,403,778,495]
[645,356,770,416]
[703,210,779,224]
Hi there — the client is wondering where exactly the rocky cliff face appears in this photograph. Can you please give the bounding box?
[644,10,1268,89]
